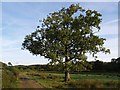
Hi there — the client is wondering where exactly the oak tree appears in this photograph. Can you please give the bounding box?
[22,4,110,82]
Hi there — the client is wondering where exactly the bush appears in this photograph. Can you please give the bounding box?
[2,63,18,88]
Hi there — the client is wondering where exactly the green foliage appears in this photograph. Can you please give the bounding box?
[22,4,110,81]
[8,62,12,66]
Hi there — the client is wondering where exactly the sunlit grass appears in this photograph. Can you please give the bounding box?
[26,71,120,88]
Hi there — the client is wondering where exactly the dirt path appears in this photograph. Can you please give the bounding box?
[18,74,43,89]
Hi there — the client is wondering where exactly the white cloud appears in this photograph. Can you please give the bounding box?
[1,48,48,65]
[103,19,119,25]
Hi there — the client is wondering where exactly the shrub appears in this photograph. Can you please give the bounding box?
[2,63,18,88]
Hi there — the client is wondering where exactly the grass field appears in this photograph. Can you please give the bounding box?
[23,70,120,88]
[0,69,2,89]
[2,63,120,88]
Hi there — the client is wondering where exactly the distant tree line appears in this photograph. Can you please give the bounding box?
[90,57,120,72]
[17,57,120,73]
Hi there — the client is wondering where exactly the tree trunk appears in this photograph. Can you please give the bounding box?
[64,46,71,82]
[64,55,71,82]
[65,70,70,82]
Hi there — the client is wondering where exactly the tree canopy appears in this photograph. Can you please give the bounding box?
[22,4,110,81]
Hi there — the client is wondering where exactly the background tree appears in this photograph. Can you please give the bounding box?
[111,57,120,72]
[8,62,12,66]
[92,60,104,72]
[22,4,110,82]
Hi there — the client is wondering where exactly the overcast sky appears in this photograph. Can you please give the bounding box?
[1,2,118,65]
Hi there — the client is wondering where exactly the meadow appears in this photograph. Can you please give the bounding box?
[22,70,120,88]
[1,62,120,89]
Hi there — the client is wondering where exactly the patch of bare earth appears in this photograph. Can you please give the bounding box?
[18,74,43,90]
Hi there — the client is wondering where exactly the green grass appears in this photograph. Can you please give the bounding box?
[0,69,2,88]
[2,64,20,88]
[71,73,120,80]
[25,71,120,88]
